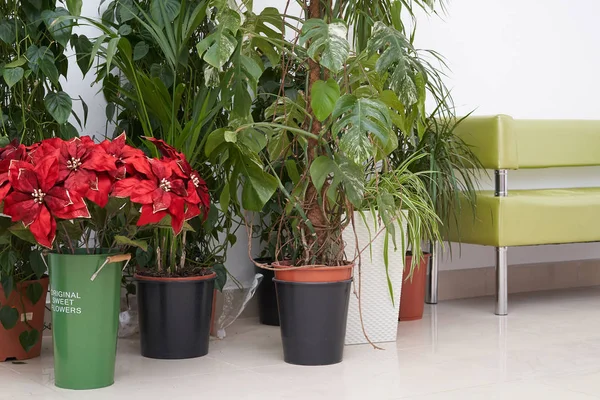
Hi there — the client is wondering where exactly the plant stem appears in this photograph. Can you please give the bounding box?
[61,224,75,255]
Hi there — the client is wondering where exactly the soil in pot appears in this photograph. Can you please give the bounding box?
[136,272,216,359]
[254,258,279,326]
[399,253,431,321]
[0,277,49,362]
[273,261,352,366]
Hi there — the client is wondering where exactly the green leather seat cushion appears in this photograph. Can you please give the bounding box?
[447,187,600,247]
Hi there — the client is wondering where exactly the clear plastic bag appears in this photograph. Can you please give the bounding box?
[215,273,263,339]
[118,294,139,338]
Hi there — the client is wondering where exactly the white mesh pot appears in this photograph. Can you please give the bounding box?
[343,210,408,345]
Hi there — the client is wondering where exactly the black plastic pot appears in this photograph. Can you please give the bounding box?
[274,278,352,366]
[254,258,279,326]
[136,273,216,359]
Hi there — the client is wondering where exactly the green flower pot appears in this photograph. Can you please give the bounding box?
[48,251,127,390]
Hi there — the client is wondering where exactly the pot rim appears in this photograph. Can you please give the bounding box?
[134,271,217,282]
[271,260,354,270]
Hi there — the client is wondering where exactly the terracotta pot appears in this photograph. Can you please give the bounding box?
[0,276,49,362]
[399,253,430,321]
[273,261,353,282]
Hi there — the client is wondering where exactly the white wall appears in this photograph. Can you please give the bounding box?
[412,0,600,270]
[62,1,111,139]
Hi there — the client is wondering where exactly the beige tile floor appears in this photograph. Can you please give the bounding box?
[2,287,600,399]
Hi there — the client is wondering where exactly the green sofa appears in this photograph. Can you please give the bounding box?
[428,115,600,315]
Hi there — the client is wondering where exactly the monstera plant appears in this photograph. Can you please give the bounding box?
[218,0,447,364]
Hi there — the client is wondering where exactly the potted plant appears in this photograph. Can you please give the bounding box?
[395,117,484,321]
[113,137,215,360]
[0,0,84,362]
[0,235,48,362]
[0,135,207,388]
[216,0,448,364]
[74,1,285,355]
[344,152,441,344]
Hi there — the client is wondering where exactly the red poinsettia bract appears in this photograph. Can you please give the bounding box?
[4,156,90,248]
[113,155,209,234]
[100,133,152,180]
[143,137,210,220]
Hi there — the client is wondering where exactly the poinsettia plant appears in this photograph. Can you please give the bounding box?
[0,135,209,262]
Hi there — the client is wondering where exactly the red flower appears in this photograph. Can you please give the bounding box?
[143,137,210,220]
[0,140,28,203]
[38,137,118,207]
[113,158,195,234]
[100,133,152,179]
[3,157,90,248]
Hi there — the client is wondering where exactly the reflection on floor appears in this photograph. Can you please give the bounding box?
[2,286,600,399]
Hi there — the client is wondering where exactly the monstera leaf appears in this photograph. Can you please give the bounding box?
[196,8,241,70]
[331,95,393,163]
[300,19,349,73]
[367,22,419,106]
[310,155,364,207]
[222,42,263,118]
[246,7,284,65]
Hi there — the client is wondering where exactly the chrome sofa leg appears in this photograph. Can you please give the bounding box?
[426,241,439,304]
[495,246,508,316]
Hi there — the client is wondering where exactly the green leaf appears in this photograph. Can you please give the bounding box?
[9,224,37,245]
[114,235,148,251]
[222,48,263,118]
[19,329,39,353]
[205,128,226,157]
[212,263,227,292]
[26,282,43,305]
[29,250,46,280]
[311,78,340,122]
[2,68,24,88]
[0,306,18,330]
[196,9,241,69]
[332,95,392,163]
[135,245,154,268]
[309,155,365,207]
[367,22,419,105]
[220,182,231,211]
[104,37,121,75]
[44,91,72,124]
[150,0,181,28]
[5,57,27,68]
[0,18,17,44]
[133,41,149,61]
[246,7,284,65]
[299,19,349,73]
[1,275,14,300]
[38,57,59,86]
[240,160,278,212]
[42,8,72,47]
[117,0,137,22]
[66,0,82,16]
[118,24,132,36]
[224,130,237,143]
[72,34,92,75]
[285,159,301,185]
[59,123,79,139]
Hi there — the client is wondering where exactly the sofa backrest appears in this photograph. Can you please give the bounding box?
[454,115,600,169]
